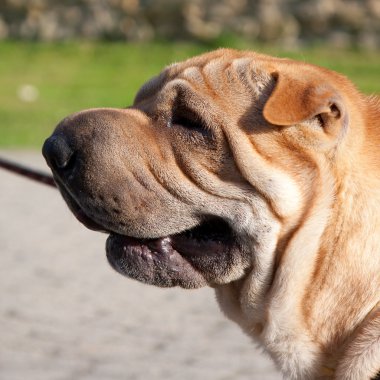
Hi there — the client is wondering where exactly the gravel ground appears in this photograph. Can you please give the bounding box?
[0,150,280,380]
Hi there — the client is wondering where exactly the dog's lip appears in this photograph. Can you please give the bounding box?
[106,219,230,261]
[105,233,209,288]
[71,204,108,232]
[105,217,233,288]
[53,176,109,233]
[104,217,234,289]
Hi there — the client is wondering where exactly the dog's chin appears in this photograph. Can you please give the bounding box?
[55,181,240,289]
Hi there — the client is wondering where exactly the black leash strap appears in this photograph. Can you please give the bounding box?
[0,156,56,188]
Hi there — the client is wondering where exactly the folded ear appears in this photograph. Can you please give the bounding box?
[263,71,347,134]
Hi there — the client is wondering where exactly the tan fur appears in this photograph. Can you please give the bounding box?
[44,49,380,379]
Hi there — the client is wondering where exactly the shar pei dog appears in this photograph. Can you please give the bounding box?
[42,49,380,380]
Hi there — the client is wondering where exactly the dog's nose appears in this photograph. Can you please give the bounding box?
[42,135,75,171]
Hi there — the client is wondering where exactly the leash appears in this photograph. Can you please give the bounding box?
[0,156,56,188]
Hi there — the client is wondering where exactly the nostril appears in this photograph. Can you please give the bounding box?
[42,135,75,170]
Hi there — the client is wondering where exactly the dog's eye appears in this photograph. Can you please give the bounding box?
[170,108,210,137]
[171,115,205,133]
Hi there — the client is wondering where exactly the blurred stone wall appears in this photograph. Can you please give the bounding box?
[0,0,379,49]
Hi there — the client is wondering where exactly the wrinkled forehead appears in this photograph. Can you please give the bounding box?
[133,49,271,105]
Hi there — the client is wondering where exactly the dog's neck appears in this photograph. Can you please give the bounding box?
[216,95,380,379]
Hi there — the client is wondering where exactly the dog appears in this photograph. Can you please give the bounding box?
[42,49,380,379]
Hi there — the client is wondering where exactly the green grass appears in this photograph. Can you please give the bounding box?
[0,41,379,147]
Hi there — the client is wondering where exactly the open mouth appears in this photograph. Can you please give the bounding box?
[106,216,234,288]
[55,180,237,288]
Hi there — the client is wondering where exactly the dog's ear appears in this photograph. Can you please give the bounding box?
[263,71,346,135]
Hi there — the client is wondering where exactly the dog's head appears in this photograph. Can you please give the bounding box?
[42,49,355,290]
